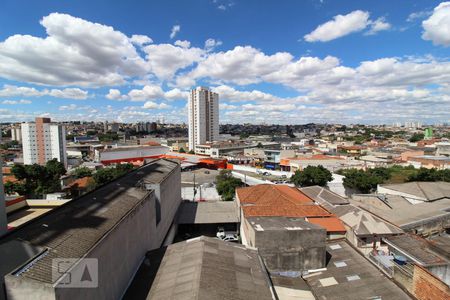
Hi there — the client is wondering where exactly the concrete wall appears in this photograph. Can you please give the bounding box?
[5,275,56,300]
[54,192,157,300]
[146,163,181,249]
[252,226,326,272]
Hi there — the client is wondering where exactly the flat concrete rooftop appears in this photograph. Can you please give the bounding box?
[303,241,412,300]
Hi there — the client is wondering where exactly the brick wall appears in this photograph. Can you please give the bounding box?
[412,264,450,300]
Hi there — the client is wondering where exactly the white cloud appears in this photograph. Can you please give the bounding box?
[106,89,127,101]
[164,88,189,100]
[0,13,147,86]
[407,10,432,22]
[174,40,191,48]
[2,99,32,105]
[422,2,450,46]
[144,43,205,79]
[366,17,391,35]
[212,85,281,102]
[129,84,164,101]
[304,10,370,42]
[205,38,223,51]
[170,25,180,39]
[180,46,292,85]
[0,84,88,99]
[130,34,153,45]
[143,101,170,109]
[48,88,88,99]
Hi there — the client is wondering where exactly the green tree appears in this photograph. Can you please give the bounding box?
[290,165,333,187]
[93,168,117,186]
[409,133,424,142]
[72,167,93,178]
[4,182,27,195]
[215,170,244,201]
[179,147,186,153]
[340,168,385,193]
[188,150,195,154]
[256,142,263,148]
[408,168,450,182]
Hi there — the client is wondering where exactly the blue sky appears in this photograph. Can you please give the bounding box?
[0,0,449,124]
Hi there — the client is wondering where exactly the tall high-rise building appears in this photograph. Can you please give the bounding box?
[11,125,22,143]
[188,87,219,151]
[21,117,67,167]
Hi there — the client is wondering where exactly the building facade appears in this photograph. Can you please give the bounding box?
[188,87,219,151]
[21,117,67,167]
[10,126,22,143]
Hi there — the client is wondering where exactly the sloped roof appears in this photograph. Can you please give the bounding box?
[307,217,346,232]
[236,184,313,206]
[384,234,449,266]
[379,181,450,201]
[243,204,330,218]
[147,236,273,300]
[339,209,403,236]
[300,186,349,205]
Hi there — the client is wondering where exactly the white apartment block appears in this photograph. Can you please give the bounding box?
[21,117,67,167]
[11,126,22,143]
[188,87,219,151]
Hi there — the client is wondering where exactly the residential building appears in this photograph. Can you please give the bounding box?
[348,182,450,236]
[243,216,327,272]
[10,126,21,143]
[384,234,450,286]
[236,185,345,241]
[0,159,181,300]
[21,117,67,167]
[188,87,219,151]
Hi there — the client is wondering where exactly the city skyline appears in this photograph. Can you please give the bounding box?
[0,0,449,125]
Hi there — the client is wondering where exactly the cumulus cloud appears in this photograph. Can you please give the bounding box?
[0,13,147,87]
[304,10,370,42]
[130,34,153,45]
[144,43,205,79]
[422,2,450,46]
[2,99,32,105]
[170,25,180,39]
[366,17,391,35]
[0,84,88,99]
[174,40,191,48]
[106,86,188,102]
[179,46,292,85]
[129,84,164,101]
[143,101,171,109]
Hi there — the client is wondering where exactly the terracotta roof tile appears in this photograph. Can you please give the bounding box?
[236,184,313,206]
[243,204,330,218]
[307,217,346,232]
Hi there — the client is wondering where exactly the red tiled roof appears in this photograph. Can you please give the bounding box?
[3,175,18,184]
[67,177,93,189]
[242,204,331,218]
[236,184,314,206]
[307,217,346,232]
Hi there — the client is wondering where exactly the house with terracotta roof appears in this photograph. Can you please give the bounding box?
[235,184,346,241]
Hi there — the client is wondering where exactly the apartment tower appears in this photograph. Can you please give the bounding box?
[21,117,67,167]
[188,87,219,151]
